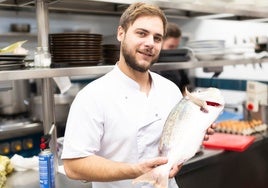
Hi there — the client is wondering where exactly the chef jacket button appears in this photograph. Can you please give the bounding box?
[155,113,158,117]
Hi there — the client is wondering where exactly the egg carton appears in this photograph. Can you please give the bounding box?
[215,119,267,136]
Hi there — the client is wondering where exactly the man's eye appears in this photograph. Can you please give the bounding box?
[154,37,162,43]
[137,31,146,37]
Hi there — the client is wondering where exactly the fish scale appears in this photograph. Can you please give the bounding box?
[160,99,188,144]
[160,98,196,150]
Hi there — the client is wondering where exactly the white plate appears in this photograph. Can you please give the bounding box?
[195,52,225,60]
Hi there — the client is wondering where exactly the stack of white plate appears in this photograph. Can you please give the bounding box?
[186,40,225,60]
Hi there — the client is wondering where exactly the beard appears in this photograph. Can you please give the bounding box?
[121,40,159,73]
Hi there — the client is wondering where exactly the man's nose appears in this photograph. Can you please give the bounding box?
[144,35,154,47]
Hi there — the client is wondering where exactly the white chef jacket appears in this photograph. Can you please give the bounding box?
[62,64,182,188]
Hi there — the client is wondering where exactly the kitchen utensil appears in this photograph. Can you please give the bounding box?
[10,24,31,33]
[28,94,74,125]
[0,80,30,115]
[158,49,191,62]
[49,33,103,67]
[244,103,268,125]
[0,54,26,70]
[102,44,119,65]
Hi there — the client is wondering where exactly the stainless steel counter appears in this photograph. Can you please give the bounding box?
[5,169,92,188]
[176,131,268,188]
[4,148,223,188]
[6,131,268,188]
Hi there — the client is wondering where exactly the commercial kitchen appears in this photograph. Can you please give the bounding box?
[0,0,268,188]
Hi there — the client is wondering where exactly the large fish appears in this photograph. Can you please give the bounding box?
[133,87,225,188]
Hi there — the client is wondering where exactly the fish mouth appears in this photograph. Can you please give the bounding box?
[206,101,222,107]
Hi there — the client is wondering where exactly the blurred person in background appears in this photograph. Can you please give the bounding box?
[162,22,181,50]
[160,22,191,96]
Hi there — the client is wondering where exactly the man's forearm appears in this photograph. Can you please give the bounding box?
[63,155,141,182]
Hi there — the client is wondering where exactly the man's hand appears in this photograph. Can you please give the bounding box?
[136,157,168,176]
[168,123,217,178]
[169,163,183,178]
[204,123,217,141]
[137,157,182,179]
[136,123,217,179]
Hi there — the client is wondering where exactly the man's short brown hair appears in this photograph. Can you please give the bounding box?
[119,2,167,36]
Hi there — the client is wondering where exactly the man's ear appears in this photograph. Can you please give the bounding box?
[117,26,125,42]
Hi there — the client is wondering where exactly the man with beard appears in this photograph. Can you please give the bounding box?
[62,2,214,188]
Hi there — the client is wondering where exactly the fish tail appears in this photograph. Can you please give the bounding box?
[132,167,169,188]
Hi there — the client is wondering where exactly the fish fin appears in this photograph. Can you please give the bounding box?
[132,167,169,188]
[185,87,209,113]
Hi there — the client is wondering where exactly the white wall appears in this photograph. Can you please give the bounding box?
[0,10,120,58]
[0,10,119,35]
[170,18,268,82]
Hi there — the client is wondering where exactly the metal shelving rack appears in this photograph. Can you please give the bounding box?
[1,0,268,19]
[0,57,267,81]
[0,0,268,173]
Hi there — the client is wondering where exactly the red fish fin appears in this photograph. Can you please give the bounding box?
[132,168,169,188]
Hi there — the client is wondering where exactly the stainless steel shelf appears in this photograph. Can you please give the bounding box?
[0,58,266,81]
[0,33,37,37]
[151,58,264,71]
[0,65,114,81]
[91,0,268,18]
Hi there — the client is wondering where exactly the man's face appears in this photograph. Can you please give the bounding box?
[118,16,164,72]
[162,37,180,50]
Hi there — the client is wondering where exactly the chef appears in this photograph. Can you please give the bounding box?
[61,2,215,188]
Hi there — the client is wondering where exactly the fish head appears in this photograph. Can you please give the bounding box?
[186,87,225,113]
[195,87,224,105]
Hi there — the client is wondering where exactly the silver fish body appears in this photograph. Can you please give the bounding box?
[133,87,225,188]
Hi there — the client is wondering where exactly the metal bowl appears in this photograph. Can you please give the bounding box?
[10,23,31,33]
[29,94,74,125]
